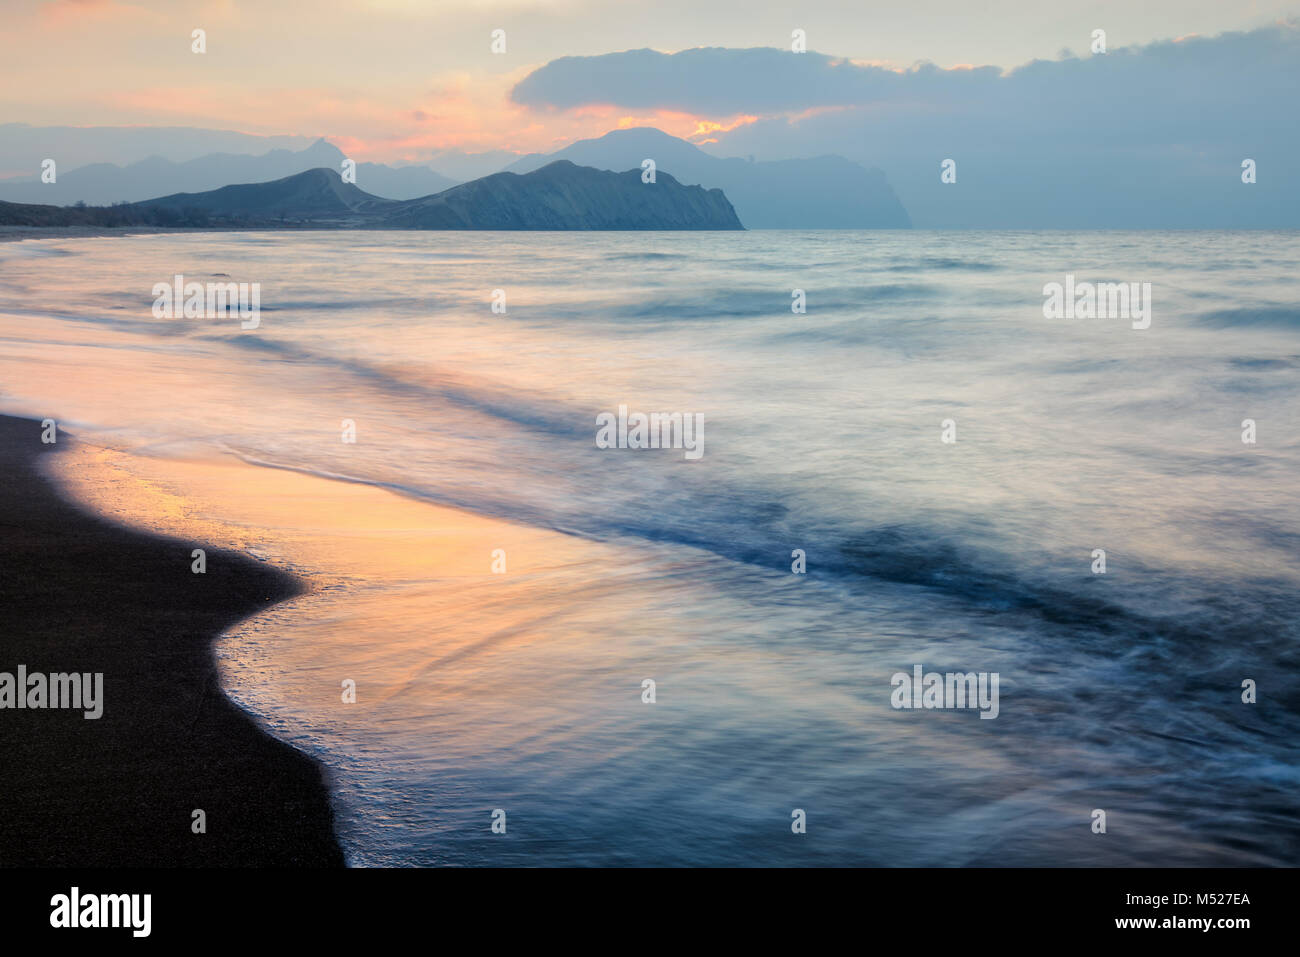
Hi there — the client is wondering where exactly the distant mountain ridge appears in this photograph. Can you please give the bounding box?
[2,162,743,230]
[507,128,910,228]
[0,139,460,205]
[0,123,317,170]
[0,125,907,227]
[425,147,522,182]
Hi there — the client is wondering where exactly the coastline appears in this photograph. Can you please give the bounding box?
[0,225,226,243]
[14,422,612,867]
[0,415,344,866]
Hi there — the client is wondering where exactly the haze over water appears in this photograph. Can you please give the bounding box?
[3,229,1298,865]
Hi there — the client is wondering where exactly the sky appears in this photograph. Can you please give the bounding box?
[1,0,1296,162]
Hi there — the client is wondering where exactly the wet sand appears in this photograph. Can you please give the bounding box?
[0,415,343,866]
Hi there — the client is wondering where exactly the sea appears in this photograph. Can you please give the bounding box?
[2,229,1298,865]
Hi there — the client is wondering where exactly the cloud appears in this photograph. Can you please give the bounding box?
[512,46,1005,114]
[508,24,1300,226]
[509,26,1300,138]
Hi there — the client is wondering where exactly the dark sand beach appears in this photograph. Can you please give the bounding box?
[0,415,343,866]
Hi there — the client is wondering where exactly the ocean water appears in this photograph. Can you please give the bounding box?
[2,229,1299,866]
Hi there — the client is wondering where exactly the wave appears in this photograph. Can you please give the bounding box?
[225,334,588,437]
[203,319,1299,657]
[223,416,1294,660]
[887,256,1001,272]
[603,251,691,262]
[1197,307,1300,328]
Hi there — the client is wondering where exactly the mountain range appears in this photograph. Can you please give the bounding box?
[0,122,316,172]
[0,138,459,206]
[0,162,743,230]
[507,128,910,228]
[0,125,912,228]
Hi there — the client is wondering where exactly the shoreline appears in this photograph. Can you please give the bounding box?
[0,225,229,243]
[17,426,606,867]
[0,415,344,866]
